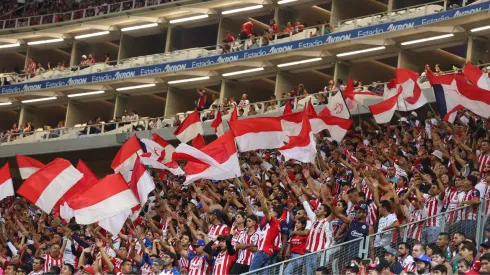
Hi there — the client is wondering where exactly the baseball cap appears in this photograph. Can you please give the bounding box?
[399,117,408,123]
[410,111,418,117]
[82,55,87,59]
[415,254,432,265]
[354,202,368,212]
[385,247,398,257]
[431,150,444,161]
[481,240,490,248]
[345,263,359,273]
[210,209,223,217]
[190,199,198,207]
[193,239,206,247]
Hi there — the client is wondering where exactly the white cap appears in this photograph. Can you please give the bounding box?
[190,199,198,206]
[399,117,408,122]
[410,111,418,117]
[82,55,87,59]
[431,150,443,161]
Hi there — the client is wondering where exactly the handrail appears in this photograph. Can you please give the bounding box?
[0,0,473,88]
[337,0,447,28]
[0,0,176,30]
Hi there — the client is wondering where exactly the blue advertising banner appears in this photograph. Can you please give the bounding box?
[2,2,489,94]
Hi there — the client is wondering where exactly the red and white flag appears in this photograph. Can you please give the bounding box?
[229,117,284,152]
[394,68,427,111]
[464,61,490,91]
[211,110,225,137]
[428,71,490,120]
[327,91,350,119]
[444,104,465,123]
[369,87,402,124]
[281,110,353,143]
[173,110,203,143]
[173,131,240,184]
[230,106,238,122]
[69,173,139,225]
[283,100,292,115]
[16,155,44,180]
[343,78,382,111]
[151,133,175,163]
[129,157,155,219]
[139,137,184,176]
[192,134,206,150]
[306,101,317,117]
[279,109,316,164]
[111,135,142,182]
[59,160,98,222]
[0,163,14,201]
[17,158,83,213]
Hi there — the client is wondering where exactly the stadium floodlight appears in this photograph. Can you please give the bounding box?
[116,84,156,91]
[276,58,322,68]
[222,68,264,77]
[0,102,12,106]
[278,0,297,4]
[121,23,158,32]
[75,31,110,39]
[167,76,210,84]
[67,91,105,97]
[27,38,64,46]
[336,46,386,57]
[0,43,20,49]
[21,97,57,103]
[400,34,454,46]
[169,15,209,24]
[470,25,490,32]
[222,5,263,15]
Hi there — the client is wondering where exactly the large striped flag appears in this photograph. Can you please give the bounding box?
[279,108,316,164]
[111,135,142,182]
[369,87,402,124]
[464,61,490,90]
[229,117,284,152]
[17,158,83,213]
[0,163,14,201]
[173,110,203,143]
[16,155,44,180]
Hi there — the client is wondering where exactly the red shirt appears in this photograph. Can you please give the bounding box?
[269,24,278,34]
[197,95,207,109]
[289,234,308,255]
[212,250,235,275]
[225,35,235,43]
[242,22,253,35]
[283,26,294,32]
[257,217,280,255]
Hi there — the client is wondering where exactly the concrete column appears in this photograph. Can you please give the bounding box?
[216,18,242,46]
[164,88,187,117]
[24,47,31,68]
[219,80,240,102]
[333,61,350,83]
[70,41,78,67]
[274,72,295,98]
[113,94,129,119]
[166,27,184,53]
[330,0,342,26]
[165,26,172,53]
[388,0,394,11]
[466,36,489,64]
[397,50,420,71]
[65,101,93,127]
[18,106,35,126]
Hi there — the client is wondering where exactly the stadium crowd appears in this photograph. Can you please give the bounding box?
[0,78,489,275]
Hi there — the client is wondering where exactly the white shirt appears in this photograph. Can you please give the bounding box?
[374,213,397,248]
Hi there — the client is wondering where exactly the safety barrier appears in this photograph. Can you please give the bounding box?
[243,199,489,275]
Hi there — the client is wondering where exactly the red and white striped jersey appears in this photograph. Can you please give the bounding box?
[399,255,414,270]
[446,189,464,223]
[362,181,373,202]
[231,227,247,247]
[478,153,490,176]
[160,269,176,275]
[236,230,259,265]
[256,217,281,255]
[366,202,378,227]
[188,255,211,275]
[28,271,44,275]
[305,218,333,252]
[483,184,490,215]
[178,254,190,273]
[43,254,63,272]
[405,205,427,241]
[458,188,480,221]
[140,263,153,275]
[207,223,230,240]
[423,194,443,227]
[212,250,235,275]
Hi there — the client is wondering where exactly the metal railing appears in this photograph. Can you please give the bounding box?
[337,0,447,30]
[0,0,181,30]
[244,199,489,275]
[0,90,333,145]
[0,0,454,88]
